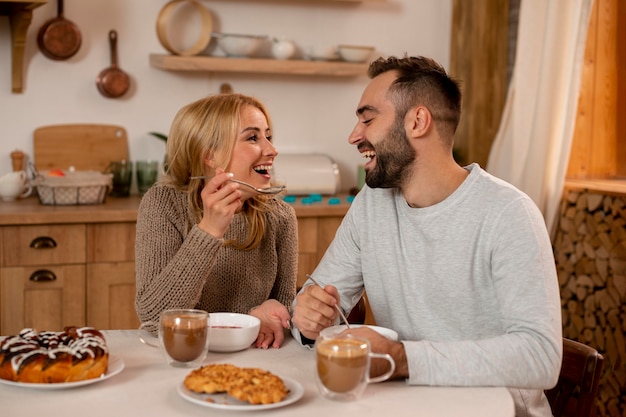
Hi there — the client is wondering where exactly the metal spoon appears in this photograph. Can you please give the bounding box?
[306,274,351,328]
[189,176,285,195]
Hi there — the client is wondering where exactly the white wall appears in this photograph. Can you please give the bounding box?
[0,0,451,192]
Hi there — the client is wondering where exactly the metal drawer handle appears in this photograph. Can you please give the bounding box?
[29,269,57,282]
[29,236,57,249]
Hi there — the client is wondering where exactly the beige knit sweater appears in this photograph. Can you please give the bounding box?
[134,183,298,326]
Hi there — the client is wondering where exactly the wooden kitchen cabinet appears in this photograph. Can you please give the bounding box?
[294,198,351,289]
[0,220,139,334]
[86,222,138,330]
[87,261,137,331]
[0,197,141,334]
[296,216,343,288]
[1,265,86,335]
[0,224,87,334]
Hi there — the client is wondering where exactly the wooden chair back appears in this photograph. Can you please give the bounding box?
[545,338,604,417]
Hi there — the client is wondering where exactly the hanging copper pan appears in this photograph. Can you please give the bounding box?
[96,30,130,99]
[37,0,82,60]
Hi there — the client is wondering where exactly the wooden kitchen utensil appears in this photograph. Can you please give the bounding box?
[10,150,24,172]
[156,0,214,56]
[96,30,130,98]
[37,0,82,60]
[34,124,129,172]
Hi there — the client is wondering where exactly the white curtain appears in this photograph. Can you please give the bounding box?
[486,0,594,235]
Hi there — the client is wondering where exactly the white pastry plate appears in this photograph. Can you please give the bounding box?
[0,355,124,389]
[178,375,304,411]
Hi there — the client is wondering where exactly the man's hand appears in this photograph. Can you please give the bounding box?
[292,284,341,340]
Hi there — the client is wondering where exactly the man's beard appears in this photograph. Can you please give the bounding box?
[365,118,415,188]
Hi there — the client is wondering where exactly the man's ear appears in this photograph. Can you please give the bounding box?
[405,106,432,138]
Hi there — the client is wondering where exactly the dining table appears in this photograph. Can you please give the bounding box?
[1,330,515,417]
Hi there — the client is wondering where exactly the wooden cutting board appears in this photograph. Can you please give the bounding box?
[34,124,129,172]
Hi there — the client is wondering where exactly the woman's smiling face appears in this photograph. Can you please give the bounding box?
[225,104,277,197]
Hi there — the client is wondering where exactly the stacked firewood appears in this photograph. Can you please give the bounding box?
[553,188,626,417]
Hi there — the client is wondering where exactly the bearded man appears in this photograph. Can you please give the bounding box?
[291,55,562,417]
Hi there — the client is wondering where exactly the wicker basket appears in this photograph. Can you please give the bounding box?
[33,171,113,205]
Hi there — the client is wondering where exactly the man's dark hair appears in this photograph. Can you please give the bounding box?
[368,55,462,140]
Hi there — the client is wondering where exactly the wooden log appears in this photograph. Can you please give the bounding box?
[587,193,604,211]
[612,275,626,298]
[554,188,626,417]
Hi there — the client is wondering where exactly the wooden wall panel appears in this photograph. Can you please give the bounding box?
[567,0,620,179]
[450,0,622,178]
[618,0,626,176]
[450,0,509,167]
[567,1,597,179]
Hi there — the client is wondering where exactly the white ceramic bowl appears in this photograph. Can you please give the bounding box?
[214,33,267,57]
[209,313,260,352]
[320,324,399,341]
[337,44,375,63]
[305,45,340,61]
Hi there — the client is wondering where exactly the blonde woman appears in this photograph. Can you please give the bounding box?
[135,93,297,349]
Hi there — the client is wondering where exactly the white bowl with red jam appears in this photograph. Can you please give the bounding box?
[208,313,260,352]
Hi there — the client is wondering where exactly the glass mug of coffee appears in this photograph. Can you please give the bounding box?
[315,333,395,401]
[139,309,210,367]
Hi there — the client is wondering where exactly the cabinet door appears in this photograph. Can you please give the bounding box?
[87,262,138,330]
[316,216,343,258]
[297,217,319,288]
[87,222,135,263]
[0,265,86,335]
[296,216,344,288]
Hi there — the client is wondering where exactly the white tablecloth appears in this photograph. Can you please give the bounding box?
[2,330,514,417]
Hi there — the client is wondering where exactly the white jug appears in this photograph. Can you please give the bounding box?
[271,38,296,60]
[0,171,32,202]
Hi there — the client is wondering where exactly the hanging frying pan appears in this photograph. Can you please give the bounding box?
[96,30,130,99]
[37,0,82,60]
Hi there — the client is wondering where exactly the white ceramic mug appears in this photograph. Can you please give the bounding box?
[0,171,32,202]
[139,309,210,367]
[315,333,395,401]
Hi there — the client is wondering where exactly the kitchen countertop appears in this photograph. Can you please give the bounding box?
[0,194,353,225]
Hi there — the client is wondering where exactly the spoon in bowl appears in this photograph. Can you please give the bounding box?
[306,274,351,328]
[190,176,285,195]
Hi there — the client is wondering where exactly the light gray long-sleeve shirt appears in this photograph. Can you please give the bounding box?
[296,163,562,417]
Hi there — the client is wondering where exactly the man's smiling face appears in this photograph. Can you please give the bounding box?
[349,71,415,188]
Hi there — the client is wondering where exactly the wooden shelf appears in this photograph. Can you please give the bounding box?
[216,0,385,2]
[149,54,368,77]
[0,0,48,93]
[564,178,626,196]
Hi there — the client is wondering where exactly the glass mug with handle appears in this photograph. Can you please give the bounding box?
[315,332,395,401]
[139,309,210,367]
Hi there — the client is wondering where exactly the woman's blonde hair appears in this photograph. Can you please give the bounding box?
[162,93,275,250]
